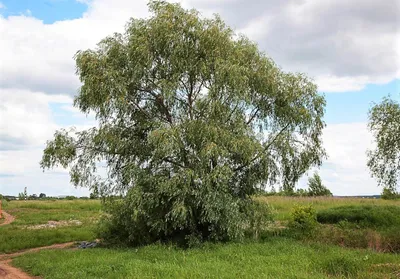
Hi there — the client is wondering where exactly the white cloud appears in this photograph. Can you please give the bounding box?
[315,75,398,93]
[0,89,91,196]
[0,89,66,150]
[188,0,400,92]
[1,0,398,95]
[0,1,149,95]
[298,122,378,196]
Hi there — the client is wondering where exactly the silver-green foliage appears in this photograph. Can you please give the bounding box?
[41,1,326,245]
[368,97,400,191]
[308,172,332,196]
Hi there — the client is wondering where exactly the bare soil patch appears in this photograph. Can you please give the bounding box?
[0,259,36,279]
[26,220,82,230]
[0,242,76,261]
[0,212,15,227]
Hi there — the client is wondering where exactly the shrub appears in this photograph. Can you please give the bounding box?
[288,205,318,235]
[1,199,8,208]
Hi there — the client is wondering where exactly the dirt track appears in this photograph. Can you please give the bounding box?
[0,260,35,279]
[0,212,15,227]
[0,242,76,279]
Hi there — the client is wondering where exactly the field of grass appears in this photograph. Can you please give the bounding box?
[316,205,400,229]
[2,197,400,278]
[258,196,400,221]
[0,200,101,253]
[13,238,400,279]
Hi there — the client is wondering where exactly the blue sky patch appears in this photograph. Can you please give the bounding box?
[0,0,88,24]
[324,79,400,124]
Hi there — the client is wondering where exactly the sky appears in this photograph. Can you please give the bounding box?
[0,0,399,197]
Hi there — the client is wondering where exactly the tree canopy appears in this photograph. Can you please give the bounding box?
[368,96,400,191]
[41,1,326,245]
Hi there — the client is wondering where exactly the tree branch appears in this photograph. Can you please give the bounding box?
[162,157,188,169]
[234,123,291,172]
[129,84,173,125]
[246,108,259,125]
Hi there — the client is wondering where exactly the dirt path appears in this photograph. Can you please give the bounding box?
[0,260,37,279]
[0,212,15,227]
[0,242,76,279]
[0,242,76,261]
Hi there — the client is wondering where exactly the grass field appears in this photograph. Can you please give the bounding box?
[258,196,400,221]
[2,197,400,278]
[0,200,100,253]
[12,238,400,279]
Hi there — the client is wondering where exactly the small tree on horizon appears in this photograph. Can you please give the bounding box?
[40,1,326,246]
[307,172,332,196]
[18,192,26,200]
[381,188,399,200]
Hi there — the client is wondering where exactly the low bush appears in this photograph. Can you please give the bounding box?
[1,198,8,208]
[316,205,400,229]
[288,205,318,236]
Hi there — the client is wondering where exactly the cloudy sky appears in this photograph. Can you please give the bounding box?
[0,0,399,197]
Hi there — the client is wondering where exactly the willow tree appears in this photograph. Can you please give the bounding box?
[368,97,400,192]
[41,1,326,245]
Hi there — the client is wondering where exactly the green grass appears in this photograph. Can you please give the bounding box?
[5,199,101,211]
[0,200,101,253]
[316,205,400,229]
[2,198,400,278]
[257,196,400,221]
[0,226,96,253]
[13,238,400,279]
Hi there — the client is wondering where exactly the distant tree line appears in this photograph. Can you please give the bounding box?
[1,193,99,201]
[261,172,333,197]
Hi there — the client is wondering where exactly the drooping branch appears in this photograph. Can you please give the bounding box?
[246,108,259,125]
[234,123,291,172]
